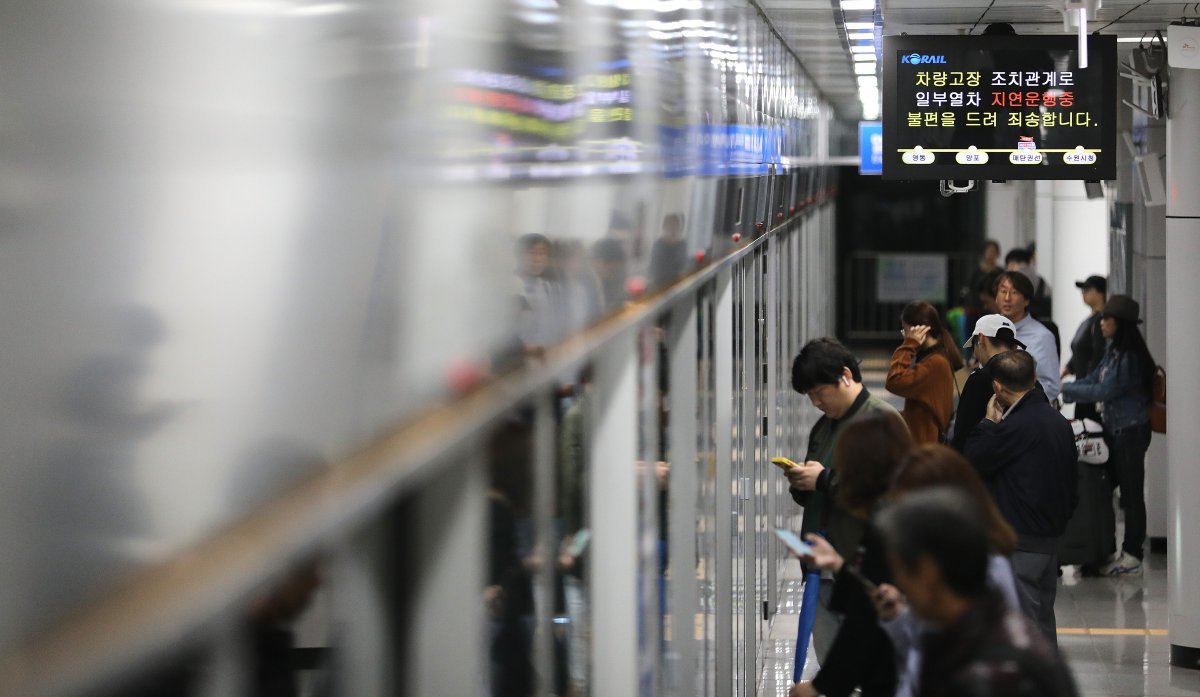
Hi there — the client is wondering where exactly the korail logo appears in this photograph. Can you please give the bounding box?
[901,53,947,64]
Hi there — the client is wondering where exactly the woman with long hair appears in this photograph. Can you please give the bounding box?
[873,444,1022,697]
[1061,294,1156,576]
[788,410,913,697]
[886,301,966,444]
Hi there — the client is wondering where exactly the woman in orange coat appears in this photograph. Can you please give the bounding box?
[885,301,965,444]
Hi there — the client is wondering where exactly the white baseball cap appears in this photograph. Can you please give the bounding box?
[963,314,1026,349]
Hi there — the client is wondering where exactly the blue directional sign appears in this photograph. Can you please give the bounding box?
[859,121,883,175]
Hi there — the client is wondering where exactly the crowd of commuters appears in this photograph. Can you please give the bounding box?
[503,227,1159,697]
[510,212,695,367]
[782,279,1159,696]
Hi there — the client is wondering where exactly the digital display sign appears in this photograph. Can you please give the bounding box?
[882,35,1116,180]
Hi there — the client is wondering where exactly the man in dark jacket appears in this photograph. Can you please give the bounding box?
[876,488,1078,697]
[784,338,903,661]
[1062,275,1107,421]
[950,314,1032,452]
[786,338,902,556]
[964,350,1077,645]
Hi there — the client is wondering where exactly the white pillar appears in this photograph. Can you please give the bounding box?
[984,182,1022,255]
[1049,180,1109,367]
[1165,63,1200,668]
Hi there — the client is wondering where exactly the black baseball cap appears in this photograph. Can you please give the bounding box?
[1074,275,1107,294]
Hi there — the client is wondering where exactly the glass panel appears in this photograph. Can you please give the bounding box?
[558,368,594,697]
[485,417,537,697]
[635,325,668,696]
[697,291,717,697]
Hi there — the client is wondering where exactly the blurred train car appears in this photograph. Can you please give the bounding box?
[0,0,842,695]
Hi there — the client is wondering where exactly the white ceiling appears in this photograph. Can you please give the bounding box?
[760,0,1199,120]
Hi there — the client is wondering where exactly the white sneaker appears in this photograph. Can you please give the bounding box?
[1103,551,1143,576]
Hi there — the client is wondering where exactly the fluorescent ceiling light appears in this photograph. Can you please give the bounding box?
[848,31,874,40]
[857,75,878,87]
[862,103,881,120]
[850,45,876,53]
[845,21,873,30]
[840,0,874,9]
[853,62,877,75]
[853,53,877,61]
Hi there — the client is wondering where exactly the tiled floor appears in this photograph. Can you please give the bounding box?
[759,553,1200,696]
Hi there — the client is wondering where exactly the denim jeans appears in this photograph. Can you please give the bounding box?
[1107,422,1152,560]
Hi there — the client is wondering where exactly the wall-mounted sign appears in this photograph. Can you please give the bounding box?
[882,35,1116,180]
[877,254,947,304]
[859,121,883,175]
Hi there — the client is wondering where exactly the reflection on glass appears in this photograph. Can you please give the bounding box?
[635,327,667,695]
[697,293,717,697]
[244,559,329,697]
[649,214,688,292]
[486,418,536,697]
[100,558,330,697]
[559,366,593,697]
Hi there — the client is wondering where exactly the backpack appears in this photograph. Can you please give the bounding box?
[1149,365,1166,433]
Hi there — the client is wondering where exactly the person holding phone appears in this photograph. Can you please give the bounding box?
[872,444,1022,697]
[963,351,1076,646]
[786,338,903,558]
[786,411,912,697]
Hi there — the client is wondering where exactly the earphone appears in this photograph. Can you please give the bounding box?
[842,376,851,387]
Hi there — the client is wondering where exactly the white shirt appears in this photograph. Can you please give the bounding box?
[1014,314,1061,401]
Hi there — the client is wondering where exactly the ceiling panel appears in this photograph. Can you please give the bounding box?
[757,0,1195,121]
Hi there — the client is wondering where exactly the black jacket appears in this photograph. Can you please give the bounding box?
[1066,312,1105,378]
[950,353,1046,453]
[811,526,897,697]
[919,591,1078,697]
[963,389,1077,544]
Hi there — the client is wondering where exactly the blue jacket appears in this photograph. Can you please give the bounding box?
[1060,344,1149,432]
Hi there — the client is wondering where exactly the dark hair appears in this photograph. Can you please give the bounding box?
[890,444,1016,555]
[1004,248,1031,266]
[661,213,684,236]
[518,232,551,252]
[791,338,862,393]
[993,270,1035,301]
[989,350,1037,392]
[591,237,626,262]
[977,269,1003,300]
[875,487,990,598]
[987,327,1022,351]
[1109,317,1157,396]
[901,301,966,371]
[835,411,913,513]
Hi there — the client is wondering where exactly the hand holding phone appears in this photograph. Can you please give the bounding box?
[841,562,878,594]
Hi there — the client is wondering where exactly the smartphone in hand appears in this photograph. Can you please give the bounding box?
[841,563,878,594]
[771,456,799,471]
[774,528,813,557]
